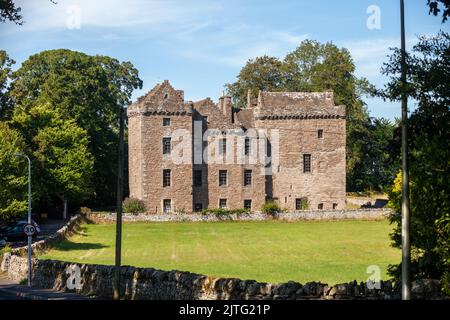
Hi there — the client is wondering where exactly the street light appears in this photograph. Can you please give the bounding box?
[13,152,33,287]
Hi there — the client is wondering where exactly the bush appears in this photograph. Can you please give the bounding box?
[122,198,146,214]
[0,244,12,260]
[261,202,281,216]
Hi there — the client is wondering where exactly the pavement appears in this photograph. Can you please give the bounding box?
[0,273,94,300]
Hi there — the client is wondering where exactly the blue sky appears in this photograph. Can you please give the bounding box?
[0,0,446,120]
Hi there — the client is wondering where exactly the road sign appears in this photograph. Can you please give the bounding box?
[23,224,36,236]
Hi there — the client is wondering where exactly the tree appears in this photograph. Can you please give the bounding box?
[0,0,22,25]
[226,40,375,191]
[0,122,27,221]
[428,0,450,22]
[0,50,15,118]
[10,103,94,212]
[226,56,286,109]
[9,49,142,208]
[382,32,450,291]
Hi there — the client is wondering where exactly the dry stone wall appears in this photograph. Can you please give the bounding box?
[1,255,444,300]
[86,208,391,224]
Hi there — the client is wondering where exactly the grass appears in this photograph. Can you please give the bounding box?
[39,220,400,285]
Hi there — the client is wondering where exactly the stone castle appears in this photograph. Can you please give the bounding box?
[127,80,346,214]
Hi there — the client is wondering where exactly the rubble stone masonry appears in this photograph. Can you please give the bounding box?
[127,81,346,213]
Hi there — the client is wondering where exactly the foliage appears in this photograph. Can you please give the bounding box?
[225,40,381,191]
[7,49,142,209]
[428,0,450,22]
[201,208,250,218]
[261,201,281,216]
[0,122,27,221]
[122,197,146,214]
[382,32,450,286]
[0,50,15,118]
[10,103,94,208]
[0,0,22,25]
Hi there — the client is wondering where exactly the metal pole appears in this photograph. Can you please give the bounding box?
[400,0,411,300]
[27,155,32,287]
[113,107,124,300]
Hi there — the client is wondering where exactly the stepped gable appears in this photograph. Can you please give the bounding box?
[128,80,192,116]
[254,91,345,120]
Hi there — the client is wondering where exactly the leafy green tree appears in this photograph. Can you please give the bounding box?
[226,56,286,109]
[382,32,449,290]
[0,121,27,221]
[10,103,94,211]
[0,0,22,25]
[428,0,449,22]
[226,40,375,191]
[9,49,142,207]
[0,50,15,118]
[353,118,398,191]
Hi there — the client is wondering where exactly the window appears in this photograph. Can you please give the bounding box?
[333,203,338,210]
[163,169,171,187]
[266,139,272,157]
[203,116,208,123]
[163,199,171,213]
[163,118,171,126]
[195,203,203,212]
[303,154,311,173]
[318,203,324,210]
[296,198,308,210]
[163,137,171,154]
[219,138,227,155]
[318,129,323,139]
[244,137,250,155]
[194,170,202,187]
[244,170,252,186]
[244,200,252,210]
[219,170,227,186]
[219,199,227,209]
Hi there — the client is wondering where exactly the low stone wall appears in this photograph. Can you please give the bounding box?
[87,208,391,224]
[0,255,444,300]
[8,214,87,257]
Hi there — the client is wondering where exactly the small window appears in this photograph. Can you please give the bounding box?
[219,199,227,209]
[318,129,323,139]
[333,203,338,210]
[244,170,252,186]
[219,170,227,186]
[195,203,203,212]
[244,137,251,156]
[295,198,308,210]
[163,169,171,187]
[194,170,202,187]
[163,93,169,100]
[163,118,171,126]
[163,137,171,154]
[163,199,171,213]
[266,139,272,157]
[318,203,324,210]
[303,154,311,173]
[219,138,227,155]
[244,200,252,210]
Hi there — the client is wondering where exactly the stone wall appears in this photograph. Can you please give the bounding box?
[0,255,443,300]
[86,208,391,224]
[7,214,87,257]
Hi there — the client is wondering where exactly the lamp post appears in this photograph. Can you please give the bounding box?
[400,0,411,300]
[13,152,32,287]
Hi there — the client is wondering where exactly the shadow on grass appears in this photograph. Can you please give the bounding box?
[55,240,109,251]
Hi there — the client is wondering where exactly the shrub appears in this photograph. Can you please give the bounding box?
[261,201,281,216]
[0,244,12,260]
[122,198,146,214]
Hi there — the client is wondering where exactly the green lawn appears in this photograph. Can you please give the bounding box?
[39,220,400,284]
